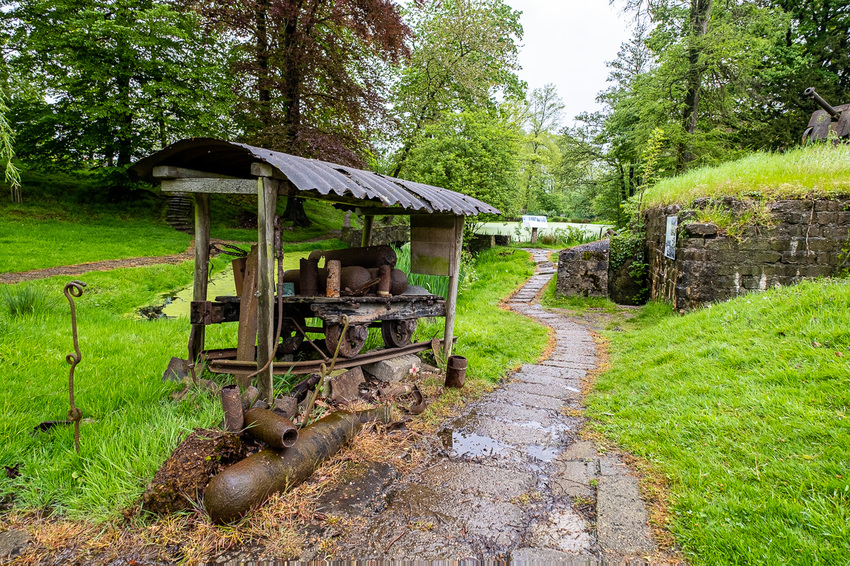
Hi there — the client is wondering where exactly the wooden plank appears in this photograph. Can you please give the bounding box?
[256,176,278,403]
[153,166,236,179]
[161,178,257,194]
[311,300,447,325]
[190,193,210,359]
[443,215,464,358]
[236,245,260,387]
[361,215,374,247]
[410,214,458,276]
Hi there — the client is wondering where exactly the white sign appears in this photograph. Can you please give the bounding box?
[522,215,547,228]
[664,216,677,260]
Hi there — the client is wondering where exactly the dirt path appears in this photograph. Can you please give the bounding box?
[241,249,664,564]
[0,232,342,285]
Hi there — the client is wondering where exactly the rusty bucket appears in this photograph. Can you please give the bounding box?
[445,355,467,388]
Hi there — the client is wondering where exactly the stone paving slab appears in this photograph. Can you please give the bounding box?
[501,380,581,401]
[596,476,655,559]
[488,389,566,412]
[420,461,536,501]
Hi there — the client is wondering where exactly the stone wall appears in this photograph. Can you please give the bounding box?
[646,198,850,310]
[557,240,610,298]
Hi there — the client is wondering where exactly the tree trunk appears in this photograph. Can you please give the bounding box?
[283,197,311,227]
[255,0,271,128]
[676,0,713,172]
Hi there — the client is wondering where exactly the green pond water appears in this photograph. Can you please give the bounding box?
[161,251,311,318]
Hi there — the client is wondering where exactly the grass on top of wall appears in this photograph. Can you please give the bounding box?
[644,143,850,207]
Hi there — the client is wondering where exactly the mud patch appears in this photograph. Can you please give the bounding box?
[142,428,246,515]
[315,461,397,516]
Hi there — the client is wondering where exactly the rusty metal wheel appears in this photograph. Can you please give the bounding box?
[277,315,305,354]
[324,322,369,358]
[381,319,416,348]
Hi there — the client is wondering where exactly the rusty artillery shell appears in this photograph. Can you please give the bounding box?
[205,407,391,524]
[243,408,299,449]
[378,264,391,297]
[221,385,244,431]
[299,258,319,296]
[326,260,341,298]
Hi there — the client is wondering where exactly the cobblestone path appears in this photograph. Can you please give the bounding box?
[328,249,658,564]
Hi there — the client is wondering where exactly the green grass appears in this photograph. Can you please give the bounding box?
[0,262,230,519]
[540,277,621,314]
[0,215,192,274]
[591,282,850,564]
[644,143,850,207]
[415,248,548,381]
[208,196,347,242]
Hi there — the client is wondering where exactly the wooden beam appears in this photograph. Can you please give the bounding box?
[256,176,278,403]
[443,215,464,358]
[153,166,237,179]
[361,215,374,247]
[190,193,211,360]
[161,178,257,194]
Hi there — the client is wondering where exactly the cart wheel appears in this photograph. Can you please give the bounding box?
[324,322,369,358]
[381,319,416,348]
[277,315,306,354]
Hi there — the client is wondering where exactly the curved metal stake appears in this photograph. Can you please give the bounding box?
[64,280,86,453]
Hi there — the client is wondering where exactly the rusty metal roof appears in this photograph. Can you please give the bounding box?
[130,138,500,216]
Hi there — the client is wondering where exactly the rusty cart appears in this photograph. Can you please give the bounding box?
[130,138,499,402]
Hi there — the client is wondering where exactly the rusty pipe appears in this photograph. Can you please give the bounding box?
[805,87,841,121]
[204,407,391,523]
[243,408,298,449]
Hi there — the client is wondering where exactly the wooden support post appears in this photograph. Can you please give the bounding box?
[443,215,465,358]
[361,215,374,247]
[531,227,538,244]
[190,193,210,360]
[257,177,278,404]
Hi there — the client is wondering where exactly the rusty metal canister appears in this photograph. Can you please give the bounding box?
[445,355,467,388]
[221,385,244,431]
[243,408,299,449]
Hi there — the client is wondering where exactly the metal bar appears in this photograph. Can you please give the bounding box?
[207,339,451,375]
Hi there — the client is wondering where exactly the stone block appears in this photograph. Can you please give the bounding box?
[328,367,366,403]
[683,222,718,237]
[362,354,421,383]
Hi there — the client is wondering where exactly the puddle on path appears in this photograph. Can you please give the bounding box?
[438,429,510,458]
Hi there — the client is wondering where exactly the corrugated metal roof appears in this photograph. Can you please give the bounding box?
[130,138,500,216]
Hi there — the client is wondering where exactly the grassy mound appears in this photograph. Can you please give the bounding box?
[644,143,850,207]
[592,280,850,564]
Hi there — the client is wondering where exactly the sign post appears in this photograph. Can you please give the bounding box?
[521,215,547,243]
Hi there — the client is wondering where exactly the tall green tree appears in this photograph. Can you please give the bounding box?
[198,0,411,226]
[7,0,235,172]
[517,83,563,214]
[388,0,524,178]
[401,108,522,218]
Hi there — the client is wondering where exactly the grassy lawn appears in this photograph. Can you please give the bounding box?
[0,215,193,274]
[0,247,546,522]
[1,170,347,274]
[591,282,850,564]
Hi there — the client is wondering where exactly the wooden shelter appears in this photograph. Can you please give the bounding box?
[130,138,499,402]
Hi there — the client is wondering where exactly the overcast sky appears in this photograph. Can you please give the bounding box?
[506,0,634,124]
